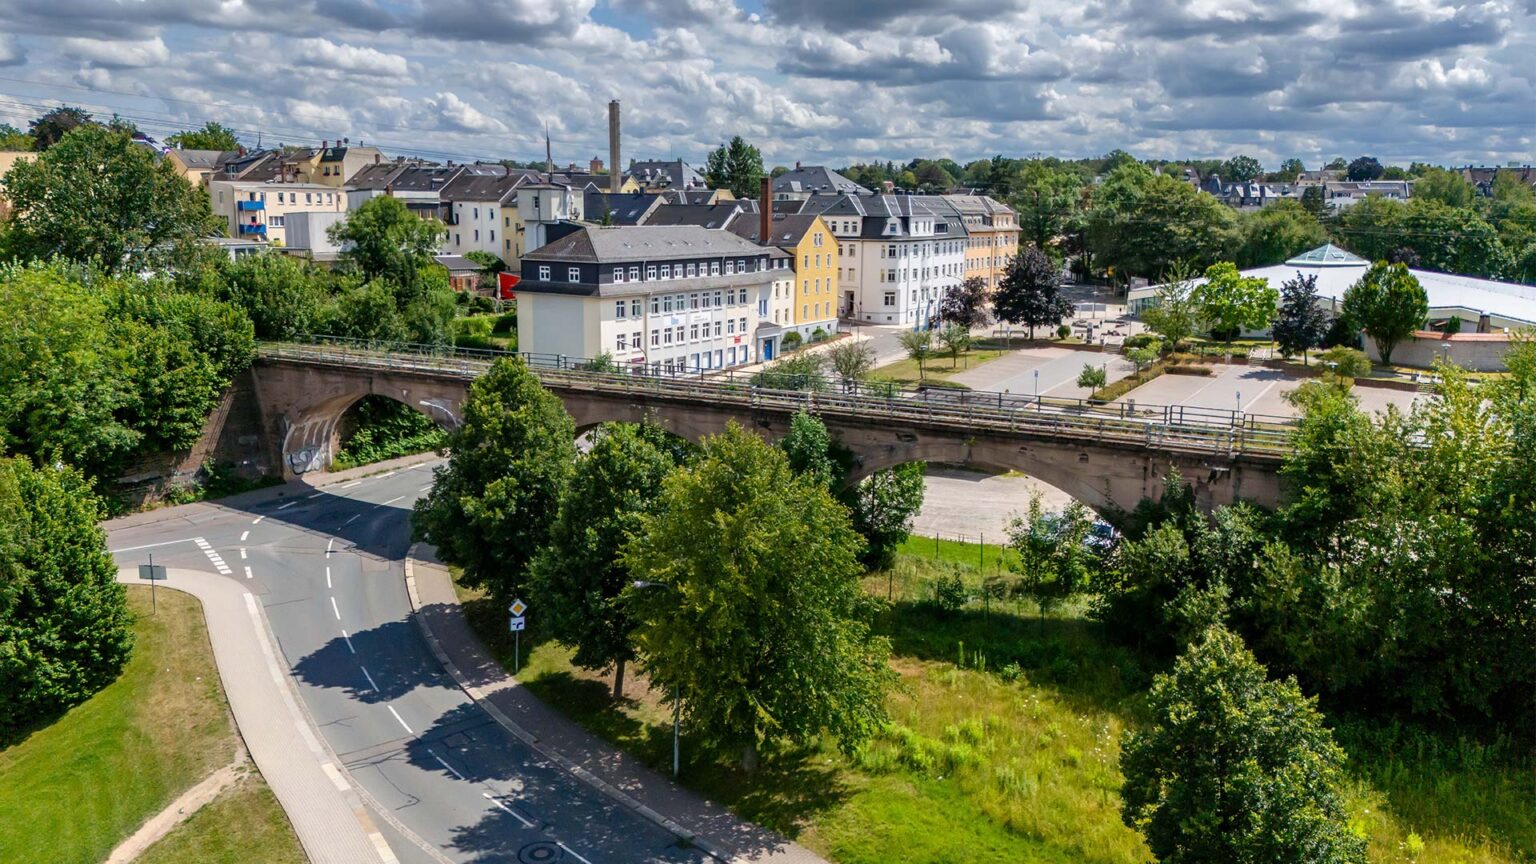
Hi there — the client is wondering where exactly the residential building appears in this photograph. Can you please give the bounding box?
[729,212,840,338]
[281,210,347,263]
[515,225,781,373]
[208,177,346,246]
[625,159,707,191]
[166,148,241,186]
[582,190,664,226]
[1128,242,1536,335]
[1318,179,1412,209]
[945,194,1019,291]
[287,142,387,187]
[345,161,504,217]
[1460,165,1536,197]
[436,254,481,292]
[772,164,870,200]
[800,193,968,326]
[441,170,524,265]
[518,182,584,256]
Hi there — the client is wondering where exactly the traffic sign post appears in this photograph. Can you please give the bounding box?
[509,599,528,674]
[139,553,168,614]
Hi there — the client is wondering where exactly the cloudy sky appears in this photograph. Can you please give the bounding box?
[0,0,1531,170]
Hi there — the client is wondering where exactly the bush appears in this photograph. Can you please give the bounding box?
[491,311,517,334]
[812,327,829,342]
[1056,324,1071,339]
[1123,333,1162,350]
[1318,345,1372,378]
[782,331,804,350]
[930,568,970,615]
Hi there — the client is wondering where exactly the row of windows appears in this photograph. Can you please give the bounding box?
[882,287,940,307]
[460,205,497,221]
[612,257,774,283]
[882,241,962,258]
[967,236,1015,248]
[880,263,963,282]
[643,317,752,347]
[456,230,495,246]
[801,302,833,320]
[650,347,747,374]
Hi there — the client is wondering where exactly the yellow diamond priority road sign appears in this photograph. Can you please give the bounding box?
[509,598,527,617]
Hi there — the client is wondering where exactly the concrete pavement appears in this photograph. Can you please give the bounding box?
[405,546,827,864]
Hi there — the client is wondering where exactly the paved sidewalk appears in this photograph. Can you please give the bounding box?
[405,547,828,864]
[117,568,394,864]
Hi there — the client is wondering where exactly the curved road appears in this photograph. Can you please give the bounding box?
[108,460,707,864]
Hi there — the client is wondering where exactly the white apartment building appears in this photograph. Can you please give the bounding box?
[207,179,346,247]
[440,171,523,265]
[515,225,781,373]
[804,194,968,326]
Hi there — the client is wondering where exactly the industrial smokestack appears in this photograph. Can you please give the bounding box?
[608,100,621,195]
[760,176,771,246]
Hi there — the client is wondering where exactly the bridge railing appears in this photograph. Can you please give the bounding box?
[258,336,1295,457]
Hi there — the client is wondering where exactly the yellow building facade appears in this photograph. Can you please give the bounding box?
[790,215,839,330]
[948,195,1019,291]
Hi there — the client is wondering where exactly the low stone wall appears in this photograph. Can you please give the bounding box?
[1366,331,1515,372]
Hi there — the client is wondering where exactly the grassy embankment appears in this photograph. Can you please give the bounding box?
[0,587,302,864]
[873,340,1012,388]
[453,547,1534,864]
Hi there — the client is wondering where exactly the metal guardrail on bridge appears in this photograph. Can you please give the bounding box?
[257,336,1295,459]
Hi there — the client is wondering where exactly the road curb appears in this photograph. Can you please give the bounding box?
[403,545,733,863]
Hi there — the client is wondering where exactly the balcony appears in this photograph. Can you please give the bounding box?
[237,223,268,235]
[237,199,265,211]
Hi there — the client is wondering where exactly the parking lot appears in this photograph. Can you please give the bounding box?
[1124,362,1421,419]
[951,346,1135,400]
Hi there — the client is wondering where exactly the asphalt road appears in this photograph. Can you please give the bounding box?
[108,463,706,864]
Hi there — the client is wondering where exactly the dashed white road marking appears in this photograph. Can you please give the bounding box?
[326,539,334,556]
[557,842,594,864]
[307,492,324,499]
[341,481,362,489]
[330,596,341,620]
[277,501,296,510]
[418,486,431,493]
[481,793,535,828]
[387,705,414,736]
[427,748,465,780]
[343,514,360,526]
[341,629,356,654]
[325,566,332,588]
[109,537,198,553]
[320,761,351,792]
[360,666,379,693]
[376,496,404,508]
[239,530,249,542]
[251,515,265,525]
[240,548,247,560]
[243,566,253,580]
[377,471,396,479]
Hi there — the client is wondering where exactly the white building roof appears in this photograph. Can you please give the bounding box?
[1130,244,1536,327]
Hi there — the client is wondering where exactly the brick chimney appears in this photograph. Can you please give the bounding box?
[608,100,621,195]
[759,176,771,245]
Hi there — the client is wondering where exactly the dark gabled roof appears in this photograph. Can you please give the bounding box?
[625,159,706,189]
[583,190,665,225]
[772,198,810,215]
[172,148,241,170]
[728,212,822,248]
[435,254,480,273]
[772,166,869,196]
[644,203,747,230]
[439,171,525,203]
[525,225,770,264]
[800,193,968,239]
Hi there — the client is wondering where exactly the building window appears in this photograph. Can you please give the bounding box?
[725,260,735,275]
[687,263,697,277]
[738,288,747,304]
[663,296,673,312]
[813,232,823,247]
[568,267,580,282]
[690,293,700,310]
[713,320,722,337]
[651,331,660,347]
[664,328,674,345]
[617,333,627,351]
[490,230,495,242]
[632,330,641,348]
[739,316,747,332]
[883,291,895,307]
[629,266,640,281]
[615,300,627,319]
[728,346,737,364]
[758,298,768,316]
[647,265,658,280]
[660,264,671,279]
[474,229,480,242]
[631,299,641,317]
[727,318,736,335]
[711,261,720,276]
[538,265,551,281]
[690,323,699,341]
[614,267,626,283]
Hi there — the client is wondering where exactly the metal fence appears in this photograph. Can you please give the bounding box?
[258,335,1296,458]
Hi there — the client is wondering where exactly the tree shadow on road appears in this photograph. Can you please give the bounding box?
[290,616,457,704]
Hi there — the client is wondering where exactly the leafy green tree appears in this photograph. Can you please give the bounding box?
[623,423,893,771]
[1339,261,1427,364]
[702,136,764,199]
[1076,363,1107,391]
[327,196,456,344]
[526,423,676,699]
[1273,158,1305,180]
[1126,345,1158,375]
[1412,167,1476,208]
[1220,154,1263,183]
[330,195,446,287]
[219,253,331,340]
[936,276,993,329]
[848,462,925,570]
[1271,273,1328,361]
[411,358,576,602]
[994,244,1072,338]
[1395,200,1511,279]
[1346,156,1385,181]
[1139,261,1200,351]
[1237,199,1327,267]
[827,339,875,388]
[1008,493,1094,620]
[0,123,33,150]
[752,352,827,391]
[1332,194,1406,262]
[1012,161,1084,250]
[1121,626,1366,864]
[27,106,94,150]
[166,121,240,151]
[912,160,955,191]
[1191,261,1279,341]
[1086,163,1238,281]
[3,125,221,274]
[936,322,972,367]
[1300,185,1327,219]
[897,329,934,378]
[0,458,132,739]
[780,410,837,484]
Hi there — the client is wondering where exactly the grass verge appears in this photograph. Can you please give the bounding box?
[875,344,1009,387]
[0,587,300,864]
[452,558,1533,864]
[136,774,304,864]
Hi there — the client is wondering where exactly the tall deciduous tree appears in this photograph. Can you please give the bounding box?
[327,195,456,344]
[827,339,875,388]
[936,276,993,329]
[848,462,925,571]
[1271,273,1329,362]
[411,358,576,602]
[1191,261,1279,341]
[1086,164,1238,281]
[1412,167,1476,208]
[219,252,331,340]
[166,121,240,151]
[623,423,893,770]
[1237,199,1327,267]
[780,410,838,485]
[703,136,764,199]
[1120,626,1366,864]
[994,244,1072,338]
[0,456,133,740]
[329,194,446,288]
[1012,161,1084,250]
[1220,154,1263,183]
[1339,261,1427,364]
[897,328,934,378]
[3,125,221,274]
[526,423,676,699]
[1008,493,1095,620]
[1139,261,1200,352]
[1346,156,1385,181]
[936,322,972,367]
[27,106,94,150]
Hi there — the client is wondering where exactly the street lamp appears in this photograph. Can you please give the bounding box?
[631,579,682,779]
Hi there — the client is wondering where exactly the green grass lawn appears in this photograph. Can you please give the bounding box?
[136,774,304,864]
[454,559,1533,864]
[0,587,301,864]
[874,344,1009,387]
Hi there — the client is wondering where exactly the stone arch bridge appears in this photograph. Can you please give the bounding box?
[242,343,1290,517]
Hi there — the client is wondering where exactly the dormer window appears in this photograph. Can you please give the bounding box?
[538,265,551,281]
